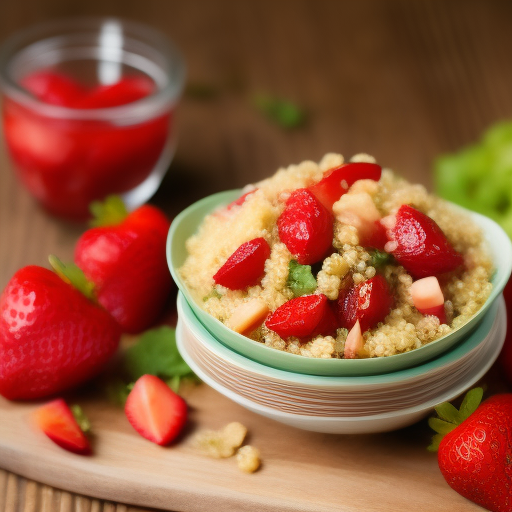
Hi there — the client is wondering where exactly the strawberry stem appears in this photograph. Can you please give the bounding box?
[48,255,96,302]
[89,195,128,227]
[70,405,91,434]
[428,387,483,452]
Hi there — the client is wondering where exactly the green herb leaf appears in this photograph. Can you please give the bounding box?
[103,378,134,407]
[459,387,483,421]
[369,250,391,268]
[89,195,128,228]
[203,289,222,302]
[124,326,194,381]
[48,255,96,302]
[434,402,461,424]
[71,405,91,434]
[428,417,457,436]
[253,94,306,129]
[287,260,317,297]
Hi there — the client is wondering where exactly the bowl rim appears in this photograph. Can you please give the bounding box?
[167,188,512,372]
[176,296,506,420]
[177,291,503,388]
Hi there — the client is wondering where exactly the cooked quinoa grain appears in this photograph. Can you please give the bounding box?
[180,154,493,359]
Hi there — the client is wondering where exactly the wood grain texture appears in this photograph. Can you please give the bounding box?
[1,0,512,511]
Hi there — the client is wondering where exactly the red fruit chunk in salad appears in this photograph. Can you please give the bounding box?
[278,188,333,265]
[213,237,271,290]
[387,205,463,278]
[337,275,393,332]
[265,293,336,339]
[308,162,382,210]
[34,399,91,455]
[125,375,188,446]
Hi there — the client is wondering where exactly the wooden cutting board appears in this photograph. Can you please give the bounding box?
[0,368,493,512]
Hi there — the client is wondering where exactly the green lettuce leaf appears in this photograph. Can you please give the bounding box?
[287,260,317,297]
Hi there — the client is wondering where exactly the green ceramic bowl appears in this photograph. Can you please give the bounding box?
[167,189,512,376]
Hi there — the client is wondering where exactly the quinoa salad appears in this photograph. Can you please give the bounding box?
[180,153,493,359]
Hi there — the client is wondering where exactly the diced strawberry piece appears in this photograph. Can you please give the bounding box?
[34,399,91,455]
[226,189,258,211]
[213,237,270,290]
[310,300,339,338]
[337,275,393,332]
[265,294,336,339]
[277,189,333,265]
[344,320,366,359]
[388,205,463,278]
[21,70,87,107]
[125,375,187,446]
[308,162,382,210]
[410,276,446,324]
[77,76,155,109]
[226,299,269,335]
[359,220,388,250]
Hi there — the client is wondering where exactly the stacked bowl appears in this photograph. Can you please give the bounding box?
[167,190,512,434]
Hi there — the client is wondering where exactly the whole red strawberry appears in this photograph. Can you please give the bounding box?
[0,264,121,400]
[388,205,463,278]
[74,197,172,334]
[337,275,393,332]
[429,388,512,512]
[277,188,333,265]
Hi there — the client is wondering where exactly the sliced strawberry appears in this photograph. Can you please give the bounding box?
[21,70,87,107]
[359,220,388,250]
[265,294,336,339]
[125,375,187,446]
[277,189,333,265]
[226,189,258,211]
[310,300,338,338]
[387,205,463,278]
[410,276,447,323]
[308,162,382,210]
[337,275,393,332]
[77,76,155,109]
[34,399,91,455]
[213,237,270,290]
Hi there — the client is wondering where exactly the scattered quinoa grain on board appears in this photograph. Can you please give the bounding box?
[180,154,493,359]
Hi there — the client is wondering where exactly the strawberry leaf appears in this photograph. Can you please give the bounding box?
[48,255,96,302]
[70,405,91,434]
[427,434,443,453]
[434,402,461,424]
[89,195,128,227]
[428,417,457,436]
[459,387,484,421]
[123,326,194,381]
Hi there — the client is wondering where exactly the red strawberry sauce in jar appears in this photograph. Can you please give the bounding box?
[0,18,185,220]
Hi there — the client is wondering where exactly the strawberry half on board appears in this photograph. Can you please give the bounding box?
[125,374,188,446]
[0,261,121,400]
[277,188,333,265]
[429,388,512,512]
[386,205,463,278]
[74,196,172,334]
[34,399,91,455]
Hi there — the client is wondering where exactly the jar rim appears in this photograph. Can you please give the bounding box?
[0,17,185,122]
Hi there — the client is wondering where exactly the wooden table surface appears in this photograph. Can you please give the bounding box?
[1,1,512,511]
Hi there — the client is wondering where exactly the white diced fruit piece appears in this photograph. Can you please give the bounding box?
[410,276,444,310]
[333,192,381,224]
[226,299,269,335]
[344,320,366,359]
